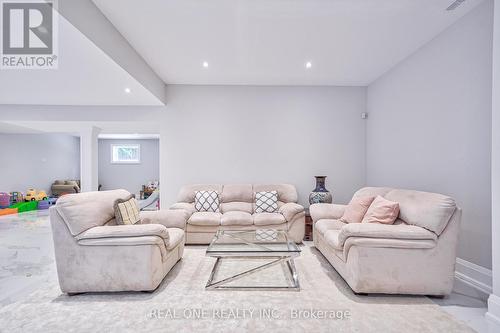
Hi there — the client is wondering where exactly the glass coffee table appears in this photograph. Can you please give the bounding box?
[205,229,301,291]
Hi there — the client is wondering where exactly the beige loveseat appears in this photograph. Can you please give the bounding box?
[50,189,189,294]
[51,179,80,196]
[170,184,305,244]
[310,187,461,296]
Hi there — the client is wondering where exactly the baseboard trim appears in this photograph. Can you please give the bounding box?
[454,258,492,295]
[487,294,500,330]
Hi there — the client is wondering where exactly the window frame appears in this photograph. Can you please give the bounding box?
[110,144,141,164]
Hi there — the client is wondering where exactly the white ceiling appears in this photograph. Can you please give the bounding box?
[0,105,165,134]
[93,0,485,86]
[0,11,163,105]
[99,134,160,140]
[0,120,161,135]
[0,122,43,134]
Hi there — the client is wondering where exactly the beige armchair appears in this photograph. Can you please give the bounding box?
[310,187,461,296]
[50,189,189,294]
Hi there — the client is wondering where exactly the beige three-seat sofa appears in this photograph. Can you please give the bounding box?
[170,184,306,244]
[310,187,461,296]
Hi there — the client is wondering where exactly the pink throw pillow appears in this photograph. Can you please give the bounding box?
[340,196,375,223]
[362,195,400,225]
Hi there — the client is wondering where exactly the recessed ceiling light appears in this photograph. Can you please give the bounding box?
[124,88,131,93]
[305,62,312,69]
[202,61,209,68]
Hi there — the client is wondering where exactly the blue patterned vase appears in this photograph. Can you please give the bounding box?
[308,176,333,204]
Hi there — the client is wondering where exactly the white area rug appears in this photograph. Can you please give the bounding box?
[0,245,474,333]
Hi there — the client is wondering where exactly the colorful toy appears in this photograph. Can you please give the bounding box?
[37,197,57,210]
[25,189,48,202]
[11,201,38,213]
[10,192,23,205]
[37,200,50,210]
[0,208,18,216]
[146,180,159,191]
[0,192,9,209]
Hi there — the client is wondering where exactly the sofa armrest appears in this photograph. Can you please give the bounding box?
[309,203,346,223]
[77,236,168,260]
[341,237,437,261]
[170,202,196,215]
[75,224,169,241]
[78,235,165,247]
[338,223,437,248]
[279,203,305,222]
[140,209,189,229]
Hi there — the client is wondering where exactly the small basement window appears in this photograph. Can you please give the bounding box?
[111,144,141,164]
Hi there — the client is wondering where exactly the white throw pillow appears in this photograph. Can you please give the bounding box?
[194,190,220,212]
[255,191,278,213]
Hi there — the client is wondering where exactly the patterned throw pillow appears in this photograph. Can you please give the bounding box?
[255,191,278,213]
[114,195,141,225]
[194,190,220,212]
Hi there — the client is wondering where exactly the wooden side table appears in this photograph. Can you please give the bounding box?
[304,208,313,241]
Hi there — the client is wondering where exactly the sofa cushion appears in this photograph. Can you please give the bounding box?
[165,228,184,250]
[353,187,393,199]
[384,189,456,235]
[253,184,298,203]
[194,190,220,212]
[323,230,343,250]
[361,195,399,225]
[188,212,222,226]
[56,189,131,236]
[221,184,253,203]
[255,191,278,213]
[220,202,253,214]
[253,212,286,225]
[315,219,346,235]
[114,195,141,225]
[140,209,190,229]
[340,196,375,223]
[177,184,222,203]
[221,211,253,226]
[338,223,437,248]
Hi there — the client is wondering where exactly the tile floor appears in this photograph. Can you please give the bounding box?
[0,210,493,332]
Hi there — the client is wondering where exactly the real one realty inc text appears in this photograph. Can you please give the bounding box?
[148,308,352,320]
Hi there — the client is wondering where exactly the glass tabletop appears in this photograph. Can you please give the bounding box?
[206,229,301,254]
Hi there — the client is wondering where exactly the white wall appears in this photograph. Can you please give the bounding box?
[80,126,100,192]
[161,85,367,206]
[0,133,80,194]
[366,1,493,269]
[487,0,500,327]
[98,139,159,195]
